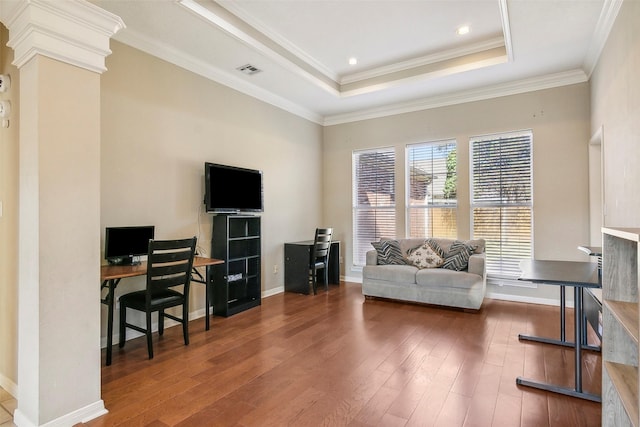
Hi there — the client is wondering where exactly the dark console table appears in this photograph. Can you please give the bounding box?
[284,240,340,294]
[517,259,601,402]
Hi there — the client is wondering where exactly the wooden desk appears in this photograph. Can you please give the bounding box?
[517,259,601,402]
[100,256,223,366]
[284,240,340,294]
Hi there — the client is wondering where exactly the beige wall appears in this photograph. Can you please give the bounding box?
[324,83,592,302]
[100,42,323,341]
[591,0,640,227]
[0,24,18,394]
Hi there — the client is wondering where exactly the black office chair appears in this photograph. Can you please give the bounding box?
[310,228,333,295]
[119,236,197,360]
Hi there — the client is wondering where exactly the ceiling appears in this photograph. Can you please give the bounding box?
[94,0,619,125]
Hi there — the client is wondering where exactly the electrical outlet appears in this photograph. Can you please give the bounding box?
[273,264,278,274]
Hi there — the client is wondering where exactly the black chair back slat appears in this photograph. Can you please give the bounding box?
[150,262,192,280]
[151,275,188,290]
[150,249,194,265]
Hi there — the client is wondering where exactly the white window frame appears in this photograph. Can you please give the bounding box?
[352,147,396,268]
[470,130,534,283]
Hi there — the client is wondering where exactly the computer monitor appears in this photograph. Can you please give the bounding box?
[105,226,155,265]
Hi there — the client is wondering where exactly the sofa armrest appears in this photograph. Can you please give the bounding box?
[366,250,378,266]
[468,253,486,277]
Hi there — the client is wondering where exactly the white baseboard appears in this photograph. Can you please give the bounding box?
[343,275,362,283]
[486,291,573,308]
[263,286,284,298]
[13,400,107,427]
[0,373,17,398]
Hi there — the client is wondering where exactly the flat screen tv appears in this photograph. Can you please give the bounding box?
[105,225,155,265]
[204,162,263,213]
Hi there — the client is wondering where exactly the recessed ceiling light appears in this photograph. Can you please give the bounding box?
[456,25,470,36]
[348,57,358,66]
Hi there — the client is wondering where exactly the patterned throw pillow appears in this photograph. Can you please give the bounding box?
[407,242,445,269]
[371,239,406,265]
[442,240,477,271]
[424,238,446,259]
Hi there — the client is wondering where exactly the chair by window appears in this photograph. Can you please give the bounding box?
[310,228,333,295]
[119,236,197,360]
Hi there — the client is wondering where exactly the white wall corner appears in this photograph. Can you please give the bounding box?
[0,0,125,73]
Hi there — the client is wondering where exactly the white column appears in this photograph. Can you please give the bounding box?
[0,1,123,425]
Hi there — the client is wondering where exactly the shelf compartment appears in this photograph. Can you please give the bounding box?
[605,361,639,427]
[605,299,640,344]
[228,238,260,259]
[228,216,261,239]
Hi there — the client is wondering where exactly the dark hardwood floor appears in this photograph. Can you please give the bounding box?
[83,282,602,427]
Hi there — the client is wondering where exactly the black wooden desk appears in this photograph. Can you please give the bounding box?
[517,259,601,402]
[284,240,340,294]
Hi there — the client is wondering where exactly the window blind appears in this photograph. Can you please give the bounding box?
[471,131,533,279]
[352,148,396,266]
[407,140,457,238]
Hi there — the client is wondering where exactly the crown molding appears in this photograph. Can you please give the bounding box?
[339,46,508,98]
[583,0,623,77]
[113,28,324,125]
[323,69,588,126]
[0,0,125,73]
[498,0,514,61]
[340,37,506,85]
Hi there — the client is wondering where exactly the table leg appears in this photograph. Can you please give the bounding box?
[105,279,118,366]
[516,284,600,402]
[560,285,566,341]
[518,284,600,352]
[575,287,583,393]
[205,265,211,331]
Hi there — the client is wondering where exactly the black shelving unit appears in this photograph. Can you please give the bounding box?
[211,215,261,316]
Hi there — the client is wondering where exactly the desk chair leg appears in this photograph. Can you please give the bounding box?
[324,266,329,291]
[158,310,165,336]
[183,304,190,345]
[311,267,317,295]
[146,310,154,359]
[119,306,126,348]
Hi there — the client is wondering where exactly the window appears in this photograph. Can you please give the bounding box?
[471,130,533,280]
[352,148,396,267]
[406,140,457,238]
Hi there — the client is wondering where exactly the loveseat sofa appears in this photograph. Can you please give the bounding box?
[362,237,486,310]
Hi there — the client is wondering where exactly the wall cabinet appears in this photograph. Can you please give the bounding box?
[211,215,261,317]
[602,227,640,427]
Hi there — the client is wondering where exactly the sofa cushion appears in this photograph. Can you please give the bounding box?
[363,264,418,283]
[442,240,476,271]
[416,268,481,290]
[371,239,407,265]
[406,241,445,269]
